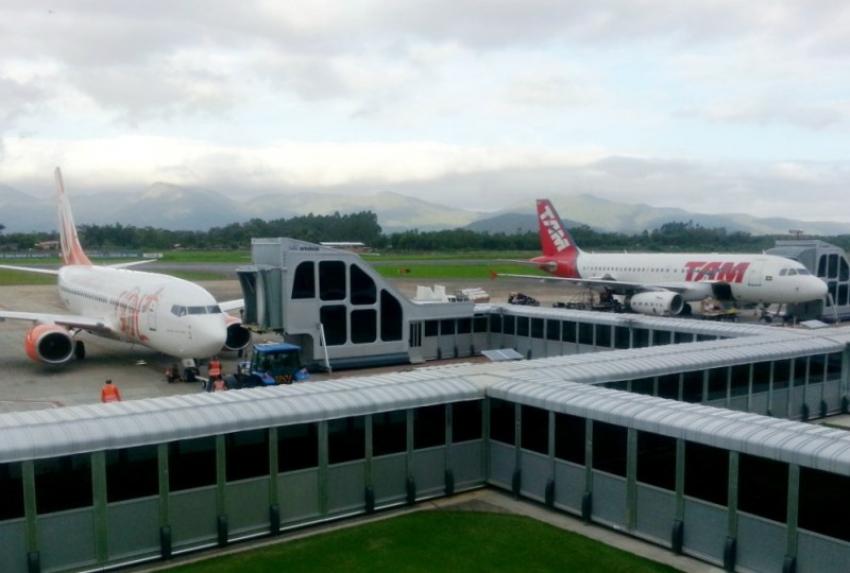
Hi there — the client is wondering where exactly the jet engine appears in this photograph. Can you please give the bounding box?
[25,324,75,364]
[223,315,252,351]
[627,292,684,316]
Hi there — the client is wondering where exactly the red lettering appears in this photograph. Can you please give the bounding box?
[684,261,705,281]
[695,261,722,281]
[716,262,750,284]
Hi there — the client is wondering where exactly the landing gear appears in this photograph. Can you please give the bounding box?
[74,340,86,360]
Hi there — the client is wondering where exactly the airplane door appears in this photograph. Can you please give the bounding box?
[748,262,764,287]
[146,299,158,332]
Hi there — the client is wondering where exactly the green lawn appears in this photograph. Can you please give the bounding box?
[166,511,679,573]
[0,268,57,286]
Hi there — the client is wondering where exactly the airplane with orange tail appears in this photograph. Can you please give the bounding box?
[0,168,251,365]
[496,199,827,316]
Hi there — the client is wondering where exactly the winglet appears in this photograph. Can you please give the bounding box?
[55,167,92,266]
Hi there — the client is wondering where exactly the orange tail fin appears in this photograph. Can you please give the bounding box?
[55,167,92,266]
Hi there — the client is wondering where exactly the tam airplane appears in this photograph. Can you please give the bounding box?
[0,168,251,365]
[499,199,828,316]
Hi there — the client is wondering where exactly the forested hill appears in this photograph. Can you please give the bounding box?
[1,213,849,253]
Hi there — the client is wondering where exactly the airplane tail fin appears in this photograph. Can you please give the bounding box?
[536,199,580,258]
[55,167,92,266]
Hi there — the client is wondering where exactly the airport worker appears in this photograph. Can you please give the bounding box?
[212,377,228,392]
[208,357,222,380]
[100,379,122,403]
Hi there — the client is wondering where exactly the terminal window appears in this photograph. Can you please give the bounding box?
[632,377,654,396]
[414,405,446,449]
[657,374,679,399]
[489,315,502,334]
[292,261,315,299]
[517,316,529,337]
[169,437,217,492]
[458,318,472,335]
[520,405,549,454]
[563,321,577,343]
[554,412,585,464]
[226,429,270,482]
[503,315,515,335]
[578,323,593,346]
[424,320,439,337]
[799,466,850,542]
[707,368,728,401]
[632,328,649,348]
[452,401,483,443]
[106,445,159,502]
[653,330,671,346]
[531,318,544,339]
[349,265,376,305]
[0,462,24,520]
[682,370,704,403]
[329,417,365,464]
[546,320,559,341]
[773,360,791,390]
[372,411,407,456]
[793,357,808,387]
[278,423,318,472]
[614,326,629,349]
[489,399,515,445]
[730,364,750,397]
[34,454,93,514]
[596,324,612,347]
[319,261,346,301]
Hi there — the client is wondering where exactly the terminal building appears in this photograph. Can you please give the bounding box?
[3,239,850,573]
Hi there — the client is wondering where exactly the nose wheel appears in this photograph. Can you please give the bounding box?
[74,340,86,360]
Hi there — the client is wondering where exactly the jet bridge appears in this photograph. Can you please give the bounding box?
[237,238,477,370]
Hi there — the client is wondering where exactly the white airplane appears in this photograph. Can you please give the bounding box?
[0,168,251,365]
[499,199,828,316]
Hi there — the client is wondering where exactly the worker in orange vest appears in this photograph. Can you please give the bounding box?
[101,379,122,403]
[208,357,222,380]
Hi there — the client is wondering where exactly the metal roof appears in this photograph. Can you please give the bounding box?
[488,380,850,474]
[0,371,486,464]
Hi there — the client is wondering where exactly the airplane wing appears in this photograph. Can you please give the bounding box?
[0,264,59,276]
[0,310,110,331]
[495,272,695,296]
[106,259,158,269]
[219,299,244,312]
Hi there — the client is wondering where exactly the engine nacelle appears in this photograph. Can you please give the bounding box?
[223,316,252,351]
[627,291,684,316]
[25,324,75,364]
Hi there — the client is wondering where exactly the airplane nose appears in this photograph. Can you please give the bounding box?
[811,277,828,299]
[192,319,228,358]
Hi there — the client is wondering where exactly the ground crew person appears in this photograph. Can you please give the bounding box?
[208,357,222,380]
[101,379,122,403]
[212,377,227,392]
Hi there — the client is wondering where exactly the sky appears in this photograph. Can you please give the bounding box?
[0,1,849,222]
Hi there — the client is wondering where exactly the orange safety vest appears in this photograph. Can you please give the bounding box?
[101,384,122,403]
[208,359,222,379]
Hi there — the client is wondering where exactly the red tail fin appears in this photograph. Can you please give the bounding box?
[55,168,92,266]
[536,199,579,258]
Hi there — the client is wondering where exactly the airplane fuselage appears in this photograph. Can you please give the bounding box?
[532,252,827,305]
[58,265,228,358]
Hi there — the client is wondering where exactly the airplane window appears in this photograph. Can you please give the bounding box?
[188,306,207,315]
[797,268,811,276]
[207,305,222,313]
[171,305,187,317]
[779,269,787,276]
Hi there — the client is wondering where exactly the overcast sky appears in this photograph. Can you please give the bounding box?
[0,1,849,221]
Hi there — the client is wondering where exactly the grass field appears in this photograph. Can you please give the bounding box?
[0,267,228,286]
[166,511,679,573]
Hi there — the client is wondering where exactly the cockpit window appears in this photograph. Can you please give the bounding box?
[188,306,207,315]
[779,269,787,276]
[787,269,797,276]
[207,305,222,314]
[171,305,187,317]
[797,268,810,275]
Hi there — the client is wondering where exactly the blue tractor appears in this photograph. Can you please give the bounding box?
[224,342,309,389]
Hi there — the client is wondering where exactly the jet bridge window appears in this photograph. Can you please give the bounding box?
[632,377,654,395]
[169,437,216,492]
[614,326,630,349]
[414,405,446,449]
[328,416,365,464]
[578,323,593,346]
[517,316,529,337]
[810,354,826,383]
[380,290,403,341]
[658,374,679,399]
[530,318,544,339]
[752,362,771,394]
[351,309,377,344]
[793,357,808,387]
[774,359,791,390]
[424,320,438,337]
[226,429,269,482]
[637,432,676,491]
[349,265,376,305]
[562,321,577,343]
[278,423,318,472]
[319,261,346,301]
[828,352,843,380]
[489,314,502,334]
[730,364,750,397]
[35,454,93,514]
[841,258,850,281]
[817,255,827,278]
[452,400,483,443]
[632,328,649,348]
[372,411,407,456]
[828,254,839,279]
[320,305,347,345]
[0,463,24,521]
[503,315,515,335]
[707,367,728,401]
[545,320,559,341]
[799,466,850,541]
[684,442,728,506]
[592,421,627,477]
[596,324,612,347]
[520,405,549,454]
[554,413,585,465]
[682,371,704,403]
[489,399,515,445]
[292,261,315,299]
[738,454,788,523]
[106,445,159,502]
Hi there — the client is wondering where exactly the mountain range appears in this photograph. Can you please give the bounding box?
[1,183,848,236]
